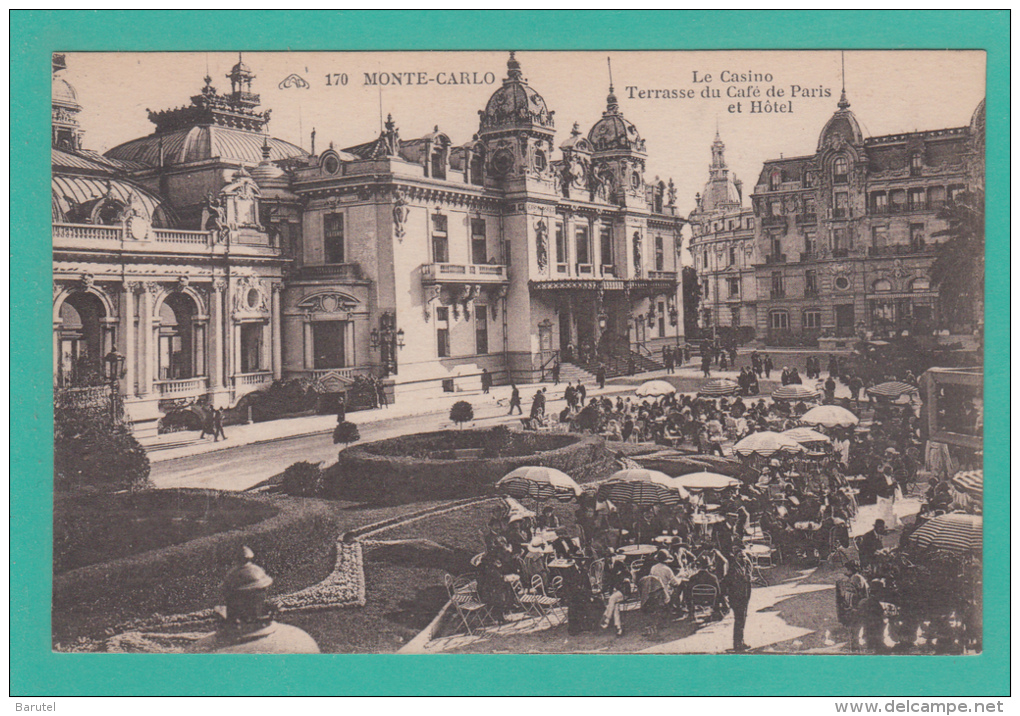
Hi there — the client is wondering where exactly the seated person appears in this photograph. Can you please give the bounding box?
[476,553,516,621]
[537,506,561,531]
[600,556,634,636]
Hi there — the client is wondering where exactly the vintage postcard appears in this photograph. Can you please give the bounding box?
[47,47,988,660]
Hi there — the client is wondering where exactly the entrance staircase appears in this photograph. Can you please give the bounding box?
[572,346,665,380]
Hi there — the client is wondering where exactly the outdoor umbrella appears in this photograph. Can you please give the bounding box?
[496,466,582,502]
[771,384,819,401]
[669,471,740,491]
[635,379,677,397]
[782,427,831,445]
[606,468,691,500]
[908,512,982,554]
[800,405,860,428]
[867,381,919,400]
[596,480,687,508]
[698,378,740,397]
[732,431,805,458]
[950,469,983,500]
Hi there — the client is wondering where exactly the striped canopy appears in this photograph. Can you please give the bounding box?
[732,431,805,458]
[782,427,831,445]
[800,405,860,428]
[606,469,691,500]
[496,466,581,502]
[698,379,741,397]
[669,471,740,490]
[635,380,677,397]
[596,480,687,508]
[867,381,919,400]
[772,384,819,401]
[908,512,982,554]
[950,470,983,500]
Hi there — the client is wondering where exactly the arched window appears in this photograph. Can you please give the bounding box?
[872,278,892,293]
[769,310,790,330]
[910,277,931,292]
[833,156,849,184]
[769,171,782,191]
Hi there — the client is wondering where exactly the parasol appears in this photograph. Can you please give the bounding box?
[950,469,983,500]
[732,431,805,458]
[596,480,687,508]
[771,384,819,401]
[800,405,860,429]
[867,381,919,400]
[496,466,581,502]
[782,427,831,445]
[668,471,740,491]
[698,378,741,397]
[635,379,677,397]
[606,468,690,500]
[908,512,982,554]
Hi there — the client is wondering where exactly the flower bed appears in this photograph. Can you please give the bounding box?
[53,489,340,641]
[324,430,614,504]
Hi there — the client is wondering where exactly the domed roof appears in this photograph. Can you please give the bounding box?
[52,174,178,227]
[817,90,864,151]
[249,139,291,188]
[52,76,80,110]
[970,97,985,140]
[478,52,554,134]
[588,88,645,153]
[105,125,307,168]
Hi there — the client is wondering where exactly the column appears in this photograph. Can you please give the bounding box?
[303,319,315,370]
[210,279,224,389]
[344,320,355,368]
[53,320,61,385]
[121,283,135,396]
[271,284,282,380]
[137,283,153,396]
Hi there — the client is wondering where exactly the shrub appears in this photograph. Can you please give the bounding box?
[280,461,323,497]
[54,399,150,493]
[333,420,361,448]
[449,400,474,428]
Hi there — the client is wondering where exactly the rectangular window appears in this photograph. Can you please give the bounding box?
[703,280,711,300]
[323,213,344,264]
[832,227,847,252]
[804,310,822,329]
[240,323,263,373]
[771,236,782,259]
[910,154,923,177]
[910,223,926,249]
[432,214,449,264]
[475,310,488,354]
[728,246,737,267]
[312,321,345,369]
[771,271,784,298]
[575,225,590,266]
[703,250,709,269]
[872,225,889,248]
[805,269,818,297]
[600,224,614,268]
[731,306,741,326]
[834,192,849,219]
[871,193,888,214]
[554,221,567,265]
[770,311,790,330]
[436,306,450,358]
[727,277,740,297]
[908,188,926,212]
[654,235,665,271]
[804,230,817,256]
[657,301,666,338]
[471,218,487,264]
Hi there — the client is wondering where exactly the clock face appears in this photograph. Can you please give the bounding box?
[491,149,514,176]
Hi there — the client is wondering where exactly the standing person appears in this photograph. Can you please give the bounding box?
[199,408,215,440]
[724,546,753,652]
[531,388,547,421]
[596,364,606,390]
[824,374,837,402]
[577,382,586,405]
[376,380,388,409]
[213,407,227,442]
[481,368,492,394]
[336,394,346,424]
[701,352,712,378]
[764,354,773,379]
[729,345,738,368]
[551,361,561,385]
[858,519,887,573]
[508,383,522,415]
[848,373,864,407]
[719,351,729,371]
[664,347,674,374]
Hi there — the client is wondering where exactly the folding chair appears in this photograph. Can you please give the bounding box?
[690,584,719,623]
[509,574,557,628]
[588,558,605,595]
[531,574,564,626]
[444,573,489,635]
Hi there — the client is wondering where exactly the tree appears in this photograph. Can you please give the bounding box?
[449,400,474,429]
[333,420,361,448]
[931,190,984,331]
[682,265,702,337]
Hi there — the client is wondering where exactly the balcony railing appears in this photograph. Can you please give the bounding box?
[795,213,818,225]
[53,223,122,241]
[871,201,943,216]
[298,263,364,281]
[421,262,509,284]
[153,229,211,244]
[761,215,787,228]
[764,254,787,265]
[799,252,817,263]
[646,270,678,281]
[868,243,931,257]
[155,376,209,397]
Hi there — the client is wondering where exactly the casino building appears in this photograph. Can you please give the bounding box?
[52,52,685,436]
[749,89,985,343]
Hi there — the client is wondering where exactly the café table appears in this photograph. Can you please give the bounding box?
[616,544,658,558]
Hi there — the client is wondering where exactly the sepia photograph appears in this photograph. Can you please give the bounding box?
[49,47,985,658]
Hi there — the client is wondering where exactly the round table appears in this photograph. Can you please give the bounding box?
[616,544,657,558]
[653,535,681,544]
[745,543,772,557]
[691,513,725,525]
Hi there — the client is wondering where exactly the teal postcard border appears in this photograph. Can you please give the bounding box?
[11,10,1010,696]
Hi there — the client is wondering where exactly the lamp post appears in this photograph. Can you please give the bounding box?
[370,311,404,377]
[104,349,125,420]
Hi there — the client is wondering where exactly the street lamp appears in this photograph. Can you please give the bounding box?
[370,311,403,376]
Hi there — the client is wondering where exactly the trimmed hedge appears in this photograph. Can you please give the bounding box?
[53,489,339,640]
[324,430,614,504]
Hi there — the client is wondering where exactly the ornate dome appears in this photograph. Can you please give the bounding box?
[970,97,985,140]
[817,90,864,151]
[105,125,307,168]
[478,52,554,134]
[588,87,645,153]
[52,76,80,110]
[249,139,291,189]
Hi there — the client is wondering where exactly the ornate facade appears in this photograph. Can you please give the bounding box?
[687,132,758,332]
[750,90,985,342]
[52,52,685,435]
